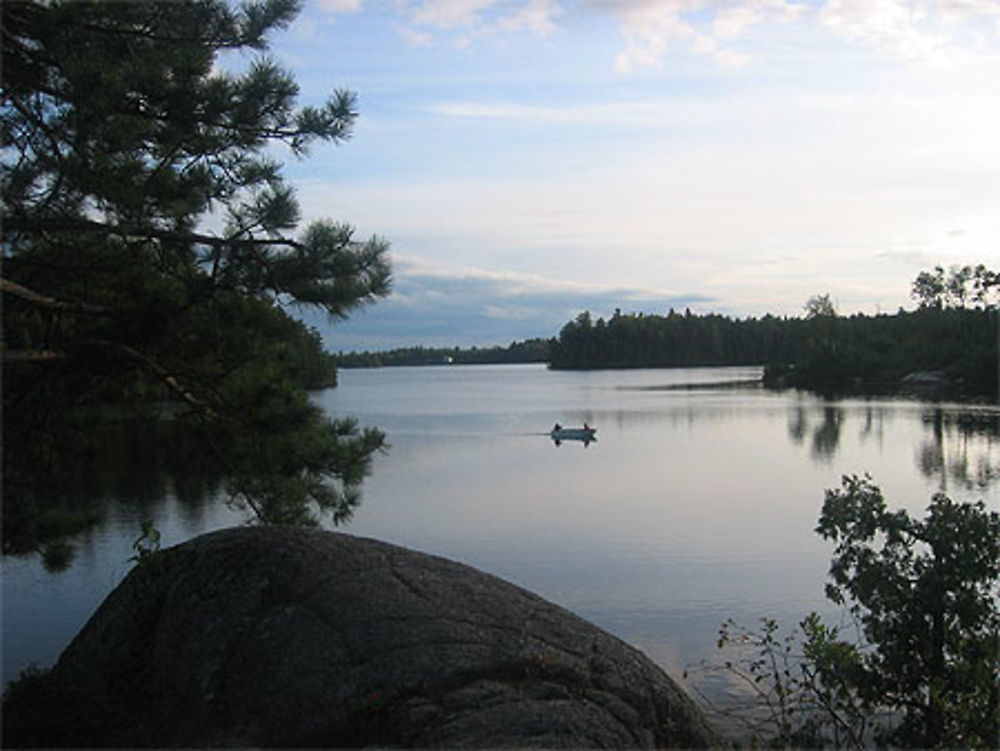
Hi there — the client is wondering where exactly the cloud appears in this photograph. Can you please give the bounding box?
[582,0,804,71]
[410,0,500,29]
[395,22,434,46]
[714,0,805,39]
[320,0,1000,70]
[318,0,363,13]
[312,254,712,350]
[497,0,564,35]
[394,0,565,43]
[427,99,675,126]
[819,0,955,63]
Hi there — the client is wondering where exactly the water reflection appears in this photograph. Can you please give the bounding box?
[859,406,886,444]
[5,365,1000,696]
[785,405,846,461]
[917,408,1000,492]
[787,406,808,444]
[3,418,230,570]
[783,401,1000,494]
[811,406,843,461]
[550,424,598,447]
[8,392,1000,575]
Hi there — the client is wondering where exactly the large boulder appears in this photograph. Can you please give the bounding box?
[4,527,722,748]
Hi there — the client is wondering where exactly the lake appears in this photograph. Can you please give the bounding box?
[4,364,999,714]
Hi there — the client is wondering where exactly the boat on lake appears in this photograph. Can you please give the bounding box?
[550,424,597,444]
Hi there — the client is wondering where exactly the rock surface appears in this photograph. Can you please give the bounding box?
[4,527,722,748]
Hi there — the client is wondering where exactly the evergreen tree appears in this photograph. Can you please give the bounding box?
[2,0,392,560]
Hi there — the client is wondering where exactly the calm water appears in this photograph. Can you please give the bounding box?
[4,364,999,706]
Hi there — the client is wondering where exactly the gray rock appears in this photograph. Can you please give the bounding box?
[901,370,948,385]
[3,527,723,748]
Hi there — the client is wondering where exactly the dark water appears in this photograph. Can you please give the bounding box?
[4,364,999,707]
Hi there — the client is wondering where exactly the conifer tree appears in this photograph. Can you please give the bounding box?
[2,0,392,560]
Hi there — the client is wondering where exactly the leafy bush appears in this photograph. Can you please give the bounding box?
[695,476,1000,748]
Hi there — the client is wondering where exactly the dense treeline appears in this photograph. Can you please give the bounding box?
[337,338,552,368]
[549,264,998,397]
[764,306,996,395]
[550,307,996,395]
[549,308,798,370]
[339,266,996,396]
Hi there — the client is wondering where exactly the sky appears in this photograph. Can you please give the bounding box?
[259,0,1000,350]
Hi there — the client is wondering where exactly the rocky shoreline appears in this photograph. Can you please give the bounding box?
[3,526,723,748]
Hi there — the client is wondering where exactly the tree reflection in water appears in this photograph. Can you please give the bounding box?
[785,404,845,461]
[786,402,1000,494]
[3,416,226,571]
[918,408,1000,493]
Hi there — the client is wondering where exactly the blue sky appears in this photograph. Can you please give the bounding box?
[258,0,1000,350]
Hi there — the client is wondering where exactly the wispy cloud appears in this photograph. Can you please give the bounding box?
[596,0,801,72]
[819,0,1000,64]
[314,0,1000,69]
[318,0,363,13]
[410,0,500,29]
[427,99,680,126]
[497,0,564,35]
[393,0,564,43]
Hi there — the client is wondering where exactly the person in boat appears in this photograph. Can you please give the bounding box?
[553,423,562,432]
[583,422,590,432]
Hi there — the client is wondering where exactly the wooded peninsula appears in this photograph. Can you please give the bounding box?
[338,265,998,398]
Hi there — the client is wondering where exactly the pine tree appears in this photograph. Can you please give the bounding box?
[2,0,392,561]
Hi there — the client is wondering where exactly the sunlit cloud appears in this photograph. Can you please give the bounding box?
[600,0,799,72]
[312,0,1000,70]
[821,0,1000,62]
[713,0,805,39]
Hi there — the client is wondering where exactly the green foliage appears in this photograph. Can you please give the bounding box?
[817,474,1000,747]
[704,477,1000,748]
[693,616,873,749]
[130,520,162,565]
[2,0,391,559]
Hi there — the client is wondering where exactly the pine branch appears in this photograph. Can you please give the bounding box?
[2,216,303,251]
[1,349,68,364]
[0,276,107,315]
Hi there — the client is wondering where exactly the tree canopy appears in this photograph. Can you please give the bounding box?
[2,0,392,562]
[912,264,999,310]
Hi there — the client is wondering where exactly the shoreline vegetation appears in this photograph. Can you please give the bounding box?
[336,337,552,368]
[335,267,998,400]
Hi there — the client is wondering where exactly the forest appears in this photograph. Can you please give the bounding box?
[548,265,998,397]
[337,265,996,399]
[335,338,551,368]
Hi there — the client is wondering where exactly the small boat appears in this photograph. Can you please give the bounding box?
[550,425,597,444]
